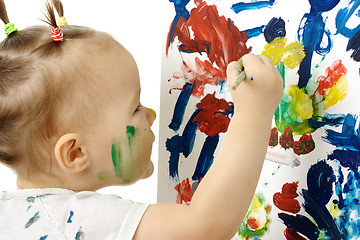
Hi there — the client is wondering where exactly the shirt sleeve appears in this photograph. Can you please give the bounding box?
[41,191,149,240]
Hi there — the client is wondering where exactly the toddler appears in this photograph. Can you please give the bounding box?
[0,0,283,239]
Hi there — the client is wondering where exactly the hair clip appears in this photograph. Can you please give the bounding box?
[58,16,68,26]
[51,26,63,42]
[4,23,18,36]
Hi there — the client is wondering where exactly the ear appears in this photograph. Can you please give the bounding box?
[54,133,90,173]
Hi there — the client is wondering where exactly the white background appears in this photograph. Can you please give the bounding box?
[0,0,170,203]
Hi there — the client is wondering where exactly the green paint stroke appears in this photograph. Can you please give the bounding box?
[111,126,137,181]
[112,140,123,178]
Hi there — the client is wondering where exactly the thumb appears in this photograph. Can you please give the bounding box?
[226,59,245,90]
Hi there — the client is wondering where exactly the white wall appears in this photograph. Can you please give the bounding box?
[0,0,170,203]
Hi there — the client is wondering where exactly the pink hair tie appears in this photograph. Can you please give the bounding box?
[51,26,63,42]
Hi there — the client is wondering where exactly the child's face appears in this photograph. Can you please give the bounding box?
[85,41,156,186]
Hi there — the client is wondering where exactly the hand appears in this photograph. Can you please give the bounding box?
[226,54,283,119]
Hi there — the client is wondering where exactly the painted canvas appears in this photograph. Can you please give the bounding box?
[158,0,360,239]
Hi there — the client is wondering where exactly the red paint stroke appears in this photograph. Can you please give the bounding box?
[269,127,279,147]
[174,178,193,205]
[247,216,260,230]
[314,59,347,96]
[284,227,307,240]
[273,182,301,214]
[193,93,232,137]
[280,127,294,149]
[292,134,315,155]
[169,1,251,97]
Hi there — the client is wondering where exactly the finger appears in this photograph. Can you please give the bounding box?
[226,61,246,90]
[259,55,274,66]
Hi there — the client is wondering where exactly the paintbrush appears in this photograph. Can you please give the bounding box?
[232,58,246,90]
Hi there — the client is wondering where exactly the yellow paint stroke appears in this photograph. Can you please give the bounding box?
[262,37,286,65]
[324,76,348,110]
[262,37,305,69]
[286,85,314,123]
[283,42,306,69]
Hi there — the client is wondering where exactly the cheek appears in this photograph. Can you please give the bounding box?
[100,126,152,183]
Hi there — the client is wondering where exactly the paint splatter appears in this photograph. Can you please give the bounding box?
[273,182,301,214]
[269,127,278,147]
[193,93,233,137]
[67,211,74,223]
[25,211,40,228]
[39,236,48,240]
[279,127,294,149]
[238,194,272,239]
[292,134,315,155]
[174,178,193,205]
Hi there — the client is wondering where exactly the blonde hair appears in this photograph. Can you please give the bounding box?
[0,0,118,178]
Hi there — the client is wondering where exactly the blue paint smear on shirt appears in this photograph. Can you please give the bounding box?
[231,0,275,14]
[192,135,219,181]
[75,227,83,240]
[39,235,48,240]
[25,211,40,228]
[67,211,74,223]
[169,82,194,132]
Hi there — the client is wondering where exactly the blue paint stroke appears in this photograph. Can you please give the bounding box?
[335,0,360,39]
[307,160,335,206]
[297,11,334,88]
[166,135,183,180]
[182,110,200,157]
[302,160,340,239]
[323,114,360,170]
[347,29,360,62]
[278,213,319,240]
[167,0,191,50]
[308,0,340,13]
[302,190,341,239]
[264,17,286,43]
[231,0,275,14]
[39,236,48,240]
[245,25,265,39]
[192,135,219,181]
[169,82,194,132]
[308,113,346,130]
[25,211,40,228]
[67,211,74,223]
[334,170,360,238]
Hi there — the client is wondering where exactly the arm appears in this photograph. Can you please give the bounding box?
[134,54,283,240]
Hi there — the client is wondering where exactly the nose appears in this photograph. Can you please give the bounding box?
[145,107,156,125]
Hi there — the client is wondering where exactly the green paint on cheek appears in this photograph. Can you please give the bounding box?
[112,141,123,178]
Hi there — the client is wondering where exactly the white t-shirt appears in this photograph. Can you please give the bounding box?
[0,188,149,240]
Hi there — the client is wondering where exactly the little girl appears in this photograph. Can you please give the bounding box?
[0,0,283,239]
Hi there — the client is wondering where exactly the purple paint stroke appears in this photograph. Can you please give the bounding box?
[231,0,275,14]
